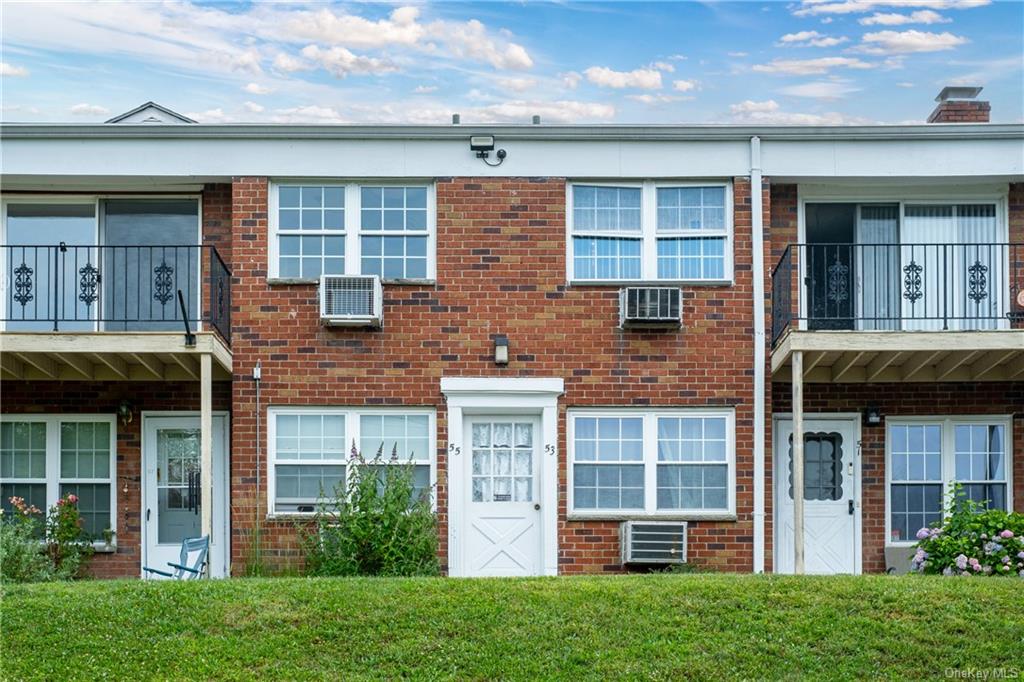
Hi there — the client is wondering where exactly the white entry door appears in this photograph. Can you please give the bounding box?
[143,415,229,578]
[775,417,859,575]
[464,417,543,576]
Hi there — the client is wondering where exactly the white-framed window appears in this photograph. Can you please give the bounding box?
[887,416,1013,545]
[568,408,736,517]
[267,407,435,515]
[268,182,435,282]
[568,181,732,284]
[0,415,116,541]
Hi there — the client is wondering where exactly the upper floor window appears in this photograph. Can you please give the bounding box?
[270,182,434,282]
[569,181,732,283]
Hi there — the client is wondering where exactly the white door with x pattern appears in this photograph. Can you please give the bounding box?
[464,417,542,576]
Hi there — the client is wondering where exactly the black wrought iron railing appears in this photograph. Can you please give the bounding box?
[771,243,1024,345]
[2,244,231,343]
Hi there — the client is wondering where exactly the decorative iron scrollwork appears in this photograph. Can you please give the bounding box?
[827,261,849,304]
[13,263,34,307]
[153,261,174,305]
[78,263,100,306]
[902,261,923,303]
[967,260,989,304]
[216,278,225,317]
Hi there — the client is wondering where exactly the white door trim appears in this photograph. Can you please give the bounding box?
[140,411,230,578]
[772,412,862,575]
[441,377,563,577]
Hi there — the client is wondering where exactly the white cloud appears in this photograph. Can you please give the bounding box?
[583,66,662,89]
[428,18,533,70]
[279,5,425,48]
[243,82,272,95]
[672,79,698,92]
[897,81,916,87]
[858,29,968,54]
[667,54,687,61]
[727,51,749,57]
[752,56,876,75]
[272,105,348,124]
[627,93,687,105]
[649,61,675,72]
[779,81,861,99]
[186,108,234,123]
[859,10,950,24]
[728,99,868,125]
[473,99,615,123]
[300,45,397,78]
[495,76,536,93]
[69,103,110,115]
[413,85,438,94]
[778,30,849,48]
[793,1,990,17]
[561,71,582,89]
[272,52,310,73]
[244,101,264,113]
[0,62,29,77]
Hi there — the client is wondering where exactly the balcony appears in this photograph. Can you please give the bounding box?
[771,242,1024,383]
[0,245,231,381]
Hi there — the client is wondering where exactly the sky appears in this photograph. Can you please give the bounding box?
[1,0,1022,125]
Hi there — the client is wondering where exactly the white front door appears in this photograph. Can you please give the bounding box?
[463,417,543,576]
[775,417,859,575]
[143,415,229,578]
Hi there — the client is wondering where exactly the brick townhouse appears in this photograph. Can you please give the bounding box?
[0,90,1021,578]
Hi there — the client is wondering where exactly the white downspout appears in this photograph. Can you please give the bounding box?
[750,136,766,574]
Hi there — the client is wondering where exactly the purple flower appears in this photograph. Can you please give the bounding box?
[1000,530,1014,539]
[955,554,968,570]
[1018,551,1024,560]
[916,527,931,540]
[1003,556,1012,564]
[942,567,953,576]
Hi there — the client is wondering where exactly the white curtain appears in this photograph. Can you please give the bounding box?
[856,205,899,330]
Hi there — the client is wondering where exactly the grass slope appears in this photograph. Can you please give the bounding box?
[2,575,1021,680]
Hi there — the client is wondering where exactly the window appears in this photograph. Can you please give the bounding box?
[887,418,1011,544]
[569,181,732,283]
[269,183,434,281]
[0,415,116,541]
[267,408,434,515]
[569,409,735,516]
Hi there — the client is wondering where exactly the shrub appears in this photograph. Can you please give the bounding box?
[0,494,94,583]
[912,486,1024,577]
[302,445,440,577]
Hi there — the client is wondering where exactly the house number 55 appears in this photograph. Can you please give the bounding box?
[449,444,461,456]
[545,444,555,456]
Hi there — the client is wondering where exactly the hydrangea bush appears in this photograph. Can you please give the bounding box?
[912,487,1024,577]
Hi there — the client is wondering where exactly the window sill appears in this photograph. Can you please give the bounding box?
[267,277,436,286]
[92,542,117,554]
[568,280,733,288]
[567,512,737,522]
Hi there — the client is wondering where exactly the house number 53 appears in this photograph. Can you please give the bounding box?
[545,444,555,456]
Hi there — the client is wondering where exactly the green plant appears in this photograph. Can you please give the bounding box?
[912,485,1024,577]
[302,444,440,577]
[0,497,52,583]
[44,493,93,579]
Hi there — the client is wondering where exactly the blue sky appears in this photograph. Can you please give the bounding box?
[1,1,1021,125]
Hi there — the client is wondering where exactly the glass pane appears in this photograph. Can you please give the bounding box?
[60,483,110,539]
[156,428,201,544]
[60,421,110,480]
[275,464,345,512]
[472,421,533,503]
[0,421,47,480]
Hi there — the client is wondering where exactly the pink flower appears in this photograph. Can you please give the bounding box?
[999,530,1014,539]
[67,494,78,504]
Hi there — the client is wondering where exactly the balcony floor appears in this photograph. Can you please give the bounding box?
[0,331,232,381]
[771,329,1024,383]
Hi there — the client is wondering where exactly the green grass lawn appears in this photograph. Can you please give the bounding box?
[3,574,1021,680]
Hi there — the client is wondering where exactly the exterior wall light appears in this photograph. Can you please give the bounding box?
[864,407,882,426]
[494,335,510,365]
[118,399,134,426]
[470,135,506,167]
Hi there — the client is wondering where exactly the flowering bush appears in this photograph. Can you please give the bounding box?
[912,487,1024,577]
[0,494,93,583]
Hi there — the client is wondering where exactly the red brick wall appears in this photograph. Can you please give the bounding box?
[771,382,1023,573]
[927,100,991,123]
[0,381,231,578]
[227,176,764,575]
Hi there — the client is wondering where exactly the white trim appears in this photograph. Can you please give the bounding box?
[267,180,436,283]
[441,376,562,577]
[750,136,766,574]
[771,412,863,575]
[264,405,438,518]
[0,413,117,548]
[566,179,734,285]
[566,407,737,520]
[884,414,1014,547]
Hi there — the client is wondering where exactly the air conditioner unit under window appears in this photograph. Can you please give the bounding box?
[621,521,688,564]
[319,275,383,327]
[619,287,681,329]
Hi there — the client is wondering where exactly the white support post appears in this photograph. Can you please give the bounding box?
[792,350,805,575]
[200,352,213,575]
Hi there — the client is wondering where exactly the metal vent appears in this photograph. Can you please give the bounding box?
[619,287,681,328]
[319,275,383,327]
[621,521,687,564]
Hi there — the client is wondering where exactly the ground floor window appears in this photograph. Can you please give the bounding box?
[568,408,735,517]
[0,415,116,540]
[267,407,434,515]
[887,416,1011,545]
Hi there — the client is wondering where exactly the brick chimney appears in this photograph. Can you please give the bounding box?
[928,86,990,123]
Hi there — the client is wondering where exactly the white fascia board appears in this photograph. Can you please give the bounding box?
[440,377,564,396]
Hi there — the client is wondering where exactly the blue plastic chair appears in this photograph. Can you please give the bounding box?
[143,536,209,580]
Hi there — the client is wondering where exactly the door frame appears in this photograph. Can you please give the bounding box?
[772,412,862,574]
[441,377,563,577]
[140,411,230,578]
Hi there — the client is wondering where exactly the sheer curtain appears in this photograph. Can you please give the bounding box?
[856,205,899,330]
